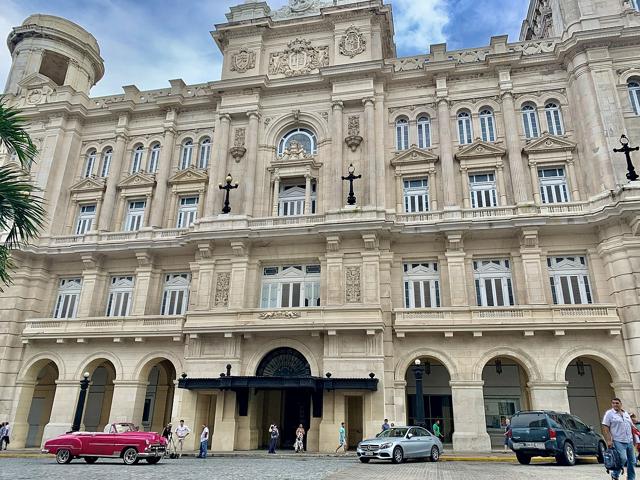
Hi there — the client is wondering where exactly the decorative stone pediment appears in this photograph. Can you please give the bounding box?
[391,146,439,168]
[15,73,56,107]
[168,167,209,186]
[117,171,156,190]
[523,133,577,154]
[455,140,506,160]
[70,176,106,194]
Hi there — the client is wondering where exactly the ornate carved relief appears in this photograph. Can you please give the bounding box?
[214,272,231,307]
[279,140,312,161]
[258,311,301,319]
[230,127,247,161]
[268,38,329,77]
[345,266,362,303]
[345,115,363,152]
[230,48,256,74]
[339,26,366,58]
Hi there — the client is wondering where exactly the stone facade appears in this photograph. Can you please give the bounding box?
[1,0,640,453]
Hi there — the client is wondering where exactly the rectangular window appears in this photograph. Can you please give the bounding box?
[106,276,134,316]
[473,259,515,307]
[547,256,593,305]
[278,181,316,216]
[403,178,429,213]
[161,273,190,315]
[538,167,570,204]
[260,265,321,308]
[75,204,96,235]
[469,173,498,208]
[403,262,441,308]
[176,196,199,228]
[53,278,82,319]
[125,200,146,231]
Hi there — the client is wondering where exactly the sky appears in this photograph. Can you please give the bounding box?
[0,0,530,97]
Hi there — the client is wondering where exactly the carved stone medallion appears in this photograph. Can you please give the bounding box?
[231,48,256,74]
[345,266,362,303]
[339,26,366,58]
[268,38,329,77]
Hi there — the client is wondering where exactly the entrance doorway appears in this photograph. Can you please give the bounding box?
[346,396,363,449]
[84,361,116,432]
[565,357,614,429]
[24,361,58,447]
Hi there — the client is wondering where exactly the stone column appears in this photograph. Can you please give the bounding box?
[363,97,376,207]
[8,380,35,448]
[192,242,215,310]
[331,101,344,211]
[77,254,106,318]
[445,233,468,306]
[243,111,260,216]
[501,92,530,204]
[395,173,403,212]
[205,114,231,217]
[450,381,492,452]
[41,380,81,445]
[566,159,581,201]
[228,242,249,309]
[98,129,128,231]
[108,380,148,425]
[150,111,177,227]
[519,230,547,304]
[528,382,570,411]
[529,161,541,204]
[437,99,457,208]
[131,251,156,316]
[496,164,507,205]
[460,167,470,208]
[304,174,313,215]
[171,384,199,451]
[211,390,237,451]
[325,236,344,305]
[428,169,438,211]
[271,174,280,216]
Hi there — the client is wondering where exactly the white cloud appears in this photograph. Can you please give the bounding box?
[391,0,449,55]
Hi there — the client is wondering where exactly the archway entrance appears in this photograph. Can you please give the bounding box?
[256,347,312,449]
[482,357,530,448]
[83,360,116,432]
[24,361,58,447]
[565,357,614,429]
[405,357,454,443]
[140,360,176,432]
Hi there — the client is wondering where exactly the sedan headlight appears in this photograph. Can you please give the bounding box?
[379,442,392,449]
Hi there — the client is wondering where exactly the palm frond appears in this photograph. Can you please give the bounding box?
[0,97,38,171]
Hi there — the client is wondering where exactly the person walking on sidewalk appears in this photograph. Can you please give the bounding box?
[503,418,511,451]
[432,420,444,441]
[602,397,637,480]
[268,424,279,454]
[294,424,305,453]
[174,420,191,458]
[1,422,10,450]
[335,422,347,454]
[0,423,6,450]
[197,424,209,458]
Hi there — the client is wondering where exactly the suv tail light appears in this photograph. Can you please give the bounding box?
[548,428,557,440]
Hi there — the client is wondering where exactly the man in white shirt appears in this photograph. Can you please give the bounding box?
[174,419,191,458]
[1,422,10,450]
[602,397,637,480]
[198,424,209,459]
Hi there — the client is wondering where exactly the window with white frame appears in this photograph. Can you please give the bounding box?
[260,265,321,308]
[403,178,429,213]
[131,145,144,173]
[417,116,431,149]
[629,81,640,116]
[148,143,160,173]
[479,109,496,142]
[198,138,211,169]
[75,204,96,234]
[469,172,498,208]
[125,200,146,231]
[100,148,113,177]
[180,139,193,169]
[474,259,515,307]
[278,128,317,156]
[83,150,97,178]
[278,180,316,216]
[53,278,82,319]
[395,118,409,151]
[106,276,134,316]
[545,102,564,135]
[538,167,570,204]
[403,262,441,308]
[547,256,593,305]
[522,104,540,138]
[176,196,199,228]
[161,273,190,315]
[457,111,473,145]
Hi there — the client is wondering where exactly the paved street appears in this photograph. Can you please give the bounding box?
[0,456,611,479]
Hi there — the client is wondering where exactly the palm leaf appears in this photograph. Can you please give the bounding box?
[0,97,38,171]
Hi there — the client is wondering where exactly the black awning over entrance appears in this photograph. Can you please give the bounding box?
[177,375,378,392]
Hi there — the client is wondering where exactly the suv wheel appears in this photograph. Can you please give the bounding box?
[596,442,606,464]
[516,452,531,465]
[391,446,404,464]
[556,442,576,466]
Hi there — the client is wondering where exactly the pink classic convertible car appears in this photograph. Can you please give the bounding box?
[42,422,167,465]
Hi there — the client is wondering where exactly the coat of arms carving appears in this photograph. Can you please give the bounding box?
[231,48,256,74]
[339,26,366,58]
[268,38,329,77]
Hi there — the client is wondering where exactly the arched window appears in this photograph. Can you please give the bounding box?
[417,116,431,149]
[100,148,113,177]
[131,145,144,173]
[148,143,161,173]
[395,118,409,150]
[522,104,540,139]
[180,139,193,170]
[629,81,640,116]
[479,109,496,142]
[198,137,211,169]
[84,149,97,178]
[457,111,473,145]
[278,128,317,156]
[545,102,564,135]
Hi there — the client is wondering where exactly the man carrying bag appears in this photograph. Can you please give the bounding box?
[603,397,637,480]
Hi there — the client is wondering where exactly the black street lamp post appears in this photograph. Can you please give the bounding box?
[219,173,239,214]
[71,372,91,432]
[341,163,362,206]
[412,359,426,428]
[613,135,640,182]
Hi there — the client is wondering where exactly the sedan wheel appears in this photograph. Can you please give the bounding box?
[391,446,404,464]
[55,449,72,464]
[429,445,440,462]
[122,447,138,465]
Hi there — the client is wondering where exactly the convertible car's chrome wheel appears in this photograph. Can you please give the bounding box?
[429,445,440,462]
[122,447,138,465]
[56,449,72,464]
